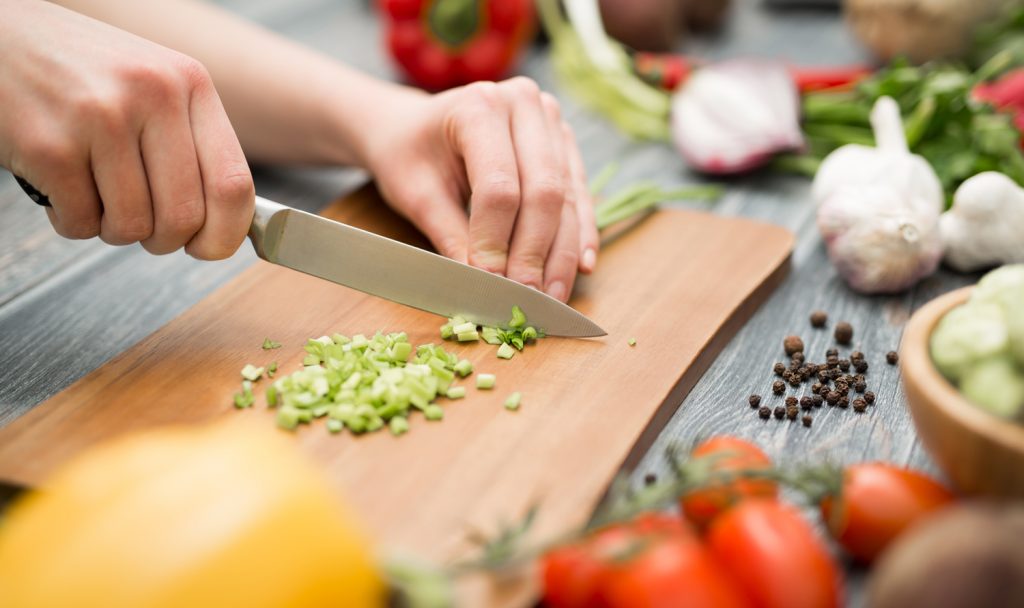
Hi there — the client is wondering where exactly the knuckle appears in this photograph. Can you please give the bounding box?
[504,76,541,100]
[185,240,233,261]
[175,56,214,92]
[74,93,130,132]
[21,137,76,169]
[213,169,255,207]
[527,176,566,209]
[540,92,562,119]
[475,176,520,213]
[60,217,101,240]
[120,62,180,100]
[550,246,579,272]
[105,214,153,243]
[464,80,502,106]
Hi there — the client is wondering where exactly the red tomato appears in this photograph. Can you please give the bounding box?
[599,533,750,608]
[541,524,633,608]
[819,463,955,563]
[708,499,842,608]
[679,436,778,529]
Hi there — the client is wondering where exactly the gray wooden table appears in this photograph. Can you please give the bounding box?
[0,0,979,604]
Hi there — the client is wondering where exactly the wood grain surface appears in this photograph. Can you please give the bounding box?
[0,187,791,590]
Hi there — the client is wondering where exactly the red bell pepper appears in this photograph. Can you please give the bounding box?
[973,68,1024,147]
[380,0,535,90]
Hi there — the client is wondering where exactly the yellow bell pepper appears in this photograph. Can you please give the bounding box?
[0,420,384,608]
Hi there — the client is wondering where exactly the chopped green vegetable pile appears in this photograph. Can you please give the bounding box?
[234,307,537,436]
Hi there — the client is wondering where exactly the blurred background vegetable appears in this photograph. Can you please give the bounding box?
[0,421,385,608]
[941,171,1024,271]
[380,0,535,89]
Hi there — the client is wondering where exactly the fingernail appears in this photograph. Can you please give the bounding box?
[546,281,567,302]
[582,248,597,272]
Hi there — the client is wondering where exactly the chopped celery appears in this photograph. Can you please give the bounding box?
[509,305,527,329]
[262,337,282,350]
[476,373,496,389]
[522,326,538,340]
[276,407,301,429]
[424,405,444,421]
[233,386,255,408]
[628,338,637,347]
[454,359,474,377]
[266,385,278,407]
[326,418,344,433]
[240,364,264,381]
[440,323,454,340]
[504,392,522,411]
[457,331,481,342]
[481,326,503,345]
[496,343,516,359]
[267,361,278,378]
[302,353,320,366]
[389,416,409,436]
[446,386,467,399]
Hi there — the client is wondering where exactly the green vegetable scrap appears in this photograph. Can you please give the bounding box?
[476,373,496,390]
[931,265,1024,420]
[781,55,1024,204]
[504,392,522,411]
[589,163,722,230]
[441,306,545,356]
[267,361,278,378]
[261,337,282,350]
[240,364,264,382]
[628,338,637,347]
[250,331,472,435]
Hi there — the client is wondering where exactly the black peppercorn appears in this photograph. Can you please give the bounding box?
[864,391,875,405]
[774,406,786,419]
[838,359,851,371]
[805,363,819,375]
[886,351,899,365]
[835,380,849,393]
[773,362,786,376]
[749,394,762,408]
[835,322,853,345]
[853,397,867,412]
[786,408,799,421]
[773,380,785,395]
[789,375,802,388]
[810,310,828,327]
[854,360,868,373]
[826,391,839,405]
[854,380,866,393]
[644,473,658,485]
[826,355,839,368]
[759,406,771,419]
[812,394,824,408]
[826,348,838,358]
[800,396,814,411]
[792,351,806,364]
[802,414,813,427]
[817,370,830,383]
[812,382,823,394]
[851,350,864,362]
[784,335,805,356]
[838,396,850,408]
[785,396,798,408]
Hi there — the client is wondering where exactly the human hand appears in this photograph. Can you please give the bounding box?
[0,0,254,259]
[357,77,599,303]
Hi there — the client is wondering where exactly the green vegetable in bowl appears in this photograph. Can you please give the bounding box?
[931,264,1024,420]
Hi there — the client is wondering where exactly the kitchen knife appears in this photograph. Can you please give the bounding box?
[14,176,605,337]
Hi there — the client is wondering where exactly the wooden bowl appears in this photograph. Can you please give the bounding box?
[901,287,1024,497]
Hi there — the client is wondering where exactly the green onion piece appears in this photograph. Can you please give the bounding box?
[504,392,522,411]
[262,337,282,350]
[628,338,637,347]
[240,364,264,381]
[496,343,516,359]
[302,353,320,366]
[277,407,301,430]
[456,331,480,342]
[233,388,255,409]
[522,326,538,340]
[296,409,314,424]
[312,405,330,418]
[424,405,444,421]
[440,323,454,340]
[476,373,496,390]
[481,326,503,345]
[509,305,527,329]
[454,359,474,377]
[267,361,278,378]
[446,386,467,399]
[452,321,477,335]
[389,416,409,436]
[266,385,278,407]
[326,418,344,434]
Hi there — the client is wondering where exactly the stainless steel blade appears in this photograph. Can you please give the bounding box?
[248,197,606,337]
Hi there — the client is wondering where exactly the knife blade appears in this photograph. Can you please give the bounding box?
[249,197,606,337]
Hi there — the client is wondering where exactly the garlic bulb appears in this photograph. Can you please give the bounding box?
[941,171,1024,272]
[812,96,944,294]
[671,60,804,174]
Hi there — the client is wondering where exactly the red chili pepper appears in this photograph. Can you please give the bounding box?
[973,68,1024,147]
[380,0,535,90]
[634,53,870,95]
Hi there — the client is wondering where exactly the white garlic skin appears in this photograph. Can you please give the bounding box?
[818,185,943,293]
[941,171,1024,272]
[812,96,945,293]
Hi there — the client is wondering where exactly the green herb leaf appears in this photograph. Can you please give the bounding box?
[262,337,282,350]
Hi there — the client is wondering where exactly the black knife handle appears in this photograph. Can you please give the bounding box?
[13,175,52,207]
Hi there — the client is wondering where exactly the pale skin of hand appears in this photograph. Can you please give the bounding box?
[2,0,599,301]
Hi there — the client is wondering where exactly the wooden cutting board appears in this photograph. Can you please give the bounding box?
[0,186,792,603]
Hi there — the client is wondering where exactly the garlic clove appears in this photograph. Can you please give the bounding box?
[670,60,803,174]
[941,171,1024,272]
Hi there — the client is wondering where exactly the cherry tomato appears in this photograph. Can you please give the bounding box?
[679,436,778,529]
[599,533,749,608]
[541,524,632,608]
[708,499,842,608]
[819,463,955,563]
